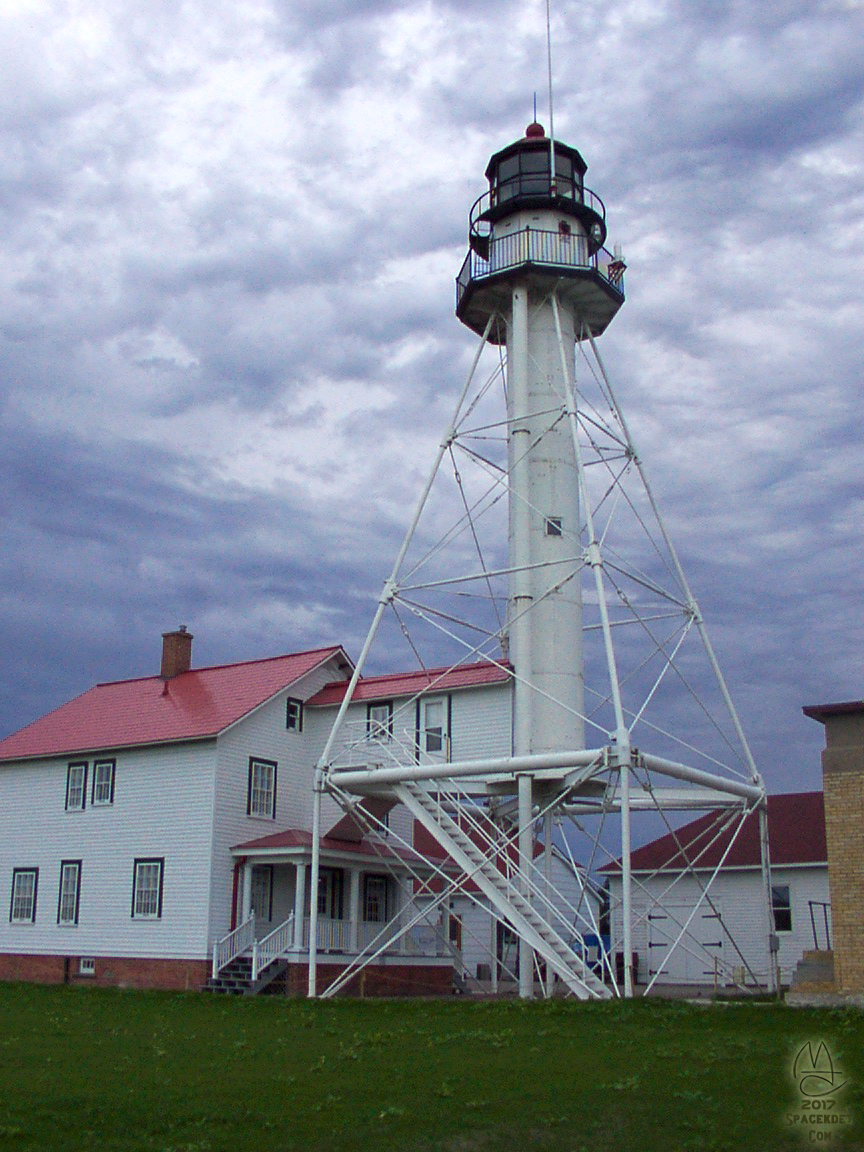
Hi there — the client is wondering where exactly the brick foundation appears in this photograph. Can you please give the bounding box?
[0,954,209,991]
[278,962,454,998]
[0,953,452,996]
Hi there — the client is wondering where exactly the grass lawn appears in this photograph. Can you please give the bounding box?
[0,984,862,1152]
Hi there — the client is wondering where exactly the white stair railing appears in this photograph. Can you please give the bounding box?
[395,780,611,1000]
[212,913,255,979]
[251,914,295,981]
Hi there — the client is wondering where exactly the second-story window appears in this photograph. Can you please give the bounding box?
[286,697,304,732]
[65,762,87,811]
[247,758,277,819]
[92,760,116,806]
[367,701,394,742]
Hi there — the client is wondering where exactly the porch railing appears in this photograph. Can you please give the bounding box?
[212,912,255,979]
[252,913,295,981]
[304,917,448,957]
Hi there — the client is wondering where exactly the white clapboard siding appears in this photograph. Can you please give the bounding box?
[0,740,218,959]
[613,863,830,985]
[208,656,347,943]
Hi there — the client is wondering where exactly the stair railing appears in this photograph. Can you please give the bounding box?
[251,913,295,981]
[212,912,255,979]
[808,901,832,951]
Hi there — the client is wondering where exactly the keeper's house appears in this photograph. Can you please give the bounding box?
[0,629,510,993]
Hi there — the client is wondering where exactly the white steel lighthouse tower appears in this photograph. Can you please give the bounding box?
[310,124,772,1001]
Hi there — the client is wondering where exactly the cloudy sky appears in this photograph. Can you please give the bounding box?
[1,0,862,795]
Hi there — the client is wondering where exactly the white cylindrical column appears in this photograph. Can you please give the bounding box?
[293,862,307,950]
[506,285,585,757]
[509,283,533,758]
[348,869,362,953]
[241,861,254,922]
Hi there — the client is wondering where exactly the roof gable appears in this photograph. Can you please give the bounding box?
[0,647,348,762]
[604,792,826,874]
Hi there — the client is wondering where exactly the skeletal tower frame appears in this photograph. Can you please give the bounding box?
[308,124,774,1000]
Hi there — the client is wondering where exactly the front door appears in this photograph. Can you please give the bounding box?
[251,865,273,925]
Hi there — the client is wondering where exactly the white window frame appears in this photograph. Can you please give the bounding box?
[286,697,304,732]
[132,859,164,920]
[367,701,394,742]
[65,762,88,811]
[418,696,450,762]
[91,759,115,806]
[247,758,277,819]
[57,860,82,926]
[79,957,96,977]
[10,868,38,923]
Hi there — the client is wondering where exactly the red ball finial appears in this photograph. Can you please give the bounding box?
[525,122,546,138]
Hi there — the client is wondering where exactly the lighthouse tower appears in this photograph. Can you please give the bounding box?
[311,123,770,1004]
[456,121,625,763]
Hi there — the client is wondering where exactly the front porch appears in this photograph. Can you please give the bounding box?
[210,827,455,995]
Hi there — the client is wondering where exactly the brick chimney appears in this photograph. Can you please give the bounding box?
[161,626,193,679]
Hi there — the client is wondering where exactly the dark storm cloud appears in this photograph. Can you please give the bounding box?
[1,0,862,801]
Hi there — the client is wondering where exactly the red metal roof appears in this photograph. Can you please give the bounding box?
[0,647,347,762]
[231,826,445,869]
[307,660,512,707]
[603,792,826,874]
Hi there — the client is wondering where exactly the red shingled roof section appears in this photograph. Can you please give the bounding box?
[307,660,512,706]
[603,792,826,873]
[0,647,346,762]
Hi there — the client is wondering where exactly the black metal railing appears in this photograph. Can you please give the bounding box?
[469,184,607,240]
[808,900,831,951]
[456,226,625,310]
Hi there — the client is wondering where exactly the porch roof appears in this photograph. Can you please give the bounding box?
[231,826,448,871]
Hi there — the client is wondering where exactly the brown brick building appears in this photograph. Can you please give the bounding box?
[803,700,864,995]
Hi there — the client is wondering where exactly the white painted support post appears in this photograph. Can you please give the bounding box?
[348,869,361,953]
[391,878,404,954]
[759,804,778,995]
[544,810,554,998]
[490,905,499,994]
[293,863,306,950]
[518,772,534,999]
[241,861,254,924]
[620,762,634,998]
[307,774,322,997]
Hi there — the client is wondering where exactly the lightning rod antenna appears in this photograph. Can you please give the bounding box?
[545,0,556,189]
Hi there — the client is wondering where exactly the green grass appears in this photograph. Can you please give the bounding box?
[0,984,862,1152]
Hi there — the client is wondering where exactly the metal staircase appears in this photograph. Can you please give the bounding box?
[394,780,611,999]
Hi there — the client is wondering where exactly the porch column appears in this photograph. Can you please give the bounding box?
[241,861,254,922]
[293,862,307,950]
[390,877,405,953]
[348,869,361,952]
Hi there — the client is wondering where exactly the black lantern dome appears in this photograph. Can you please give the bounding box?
[470,122,607,258]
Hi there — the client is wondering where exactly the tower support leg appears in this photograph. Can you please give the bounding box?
[518,772,534,999]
